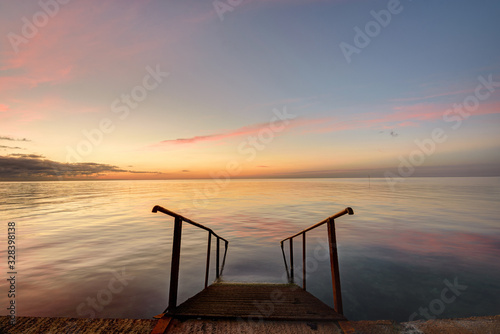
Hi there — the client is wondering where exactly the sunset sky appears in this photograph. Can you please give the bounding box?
[1,0,499,180]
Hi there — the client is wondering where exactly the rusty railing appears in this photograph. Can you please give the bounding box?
[280,207,354,315]
[152,205,229,311]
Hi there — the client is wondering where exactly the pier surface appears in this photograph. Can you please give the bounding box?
[2,315,499,333]
[168,282,345,321]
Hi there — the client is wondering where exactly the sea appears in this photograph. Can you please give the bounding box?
[1,177,499,322]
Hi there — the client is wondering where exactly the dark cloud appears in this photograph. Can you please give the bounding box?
[0,136,31,142]
[8,153,42,158]
[0,155,160,180]
[0,145,24,150]
[0,136,29,151]
[128,170,163,174]
[181,170,190,172]
[378,130,399,137]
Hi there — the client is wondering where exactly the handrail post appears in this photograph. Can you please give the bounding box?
[281,241,291,283]
[302,233,306,290]
[327,218,343,314]
[168,216,183,310]
[204,233,211,288]
[221,240,228,276]
[153,205,229,311]
[280,207,353,314]
[216,236,220,279]
[289,238,294,283]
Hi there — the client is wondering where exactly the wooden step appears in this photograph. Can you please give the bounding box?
[169,282,346,321]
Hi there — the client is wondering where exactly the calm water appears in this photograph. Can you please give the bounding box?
[1,177,499,322]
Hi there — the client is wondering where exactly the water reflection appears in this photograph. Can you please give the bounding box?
[0,177,498,321]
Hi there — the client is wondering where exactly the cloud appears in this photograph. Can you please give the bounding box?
[0,154,159,180]
[128,170,162,174]
[157,121,280,146]
[0,0,157,89]
[0,136,31,141]
[8,153,42,158]
[154,98,500,148]
[0,145,24,150]
[0,0,172,124]
[304,100,500,134]
[155,117,330,147]
[378,129,399,137]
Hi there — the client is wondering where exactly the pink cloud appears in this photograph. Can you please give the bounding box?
[0,0,175,125]
[0,96,78,124]
[0,0,216,127]
[303,100,500,135]
[391,100,500,122]
[154,117,332,147]
[156,123,274,146]
[154,98,500,147]
[0,0,166,92]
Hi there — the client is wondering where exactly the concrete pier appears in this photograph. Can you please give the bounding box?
[1,314,499,333]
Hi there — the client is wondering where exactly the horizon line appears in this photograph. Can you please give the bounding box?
[1,175,499,182]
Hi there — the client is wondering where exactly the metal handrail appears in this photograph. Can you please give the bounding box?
[280,207,354,315]
[152,205,229,312]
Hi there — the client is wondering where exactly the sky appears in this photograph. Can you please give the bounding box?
[1,0,499,180]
